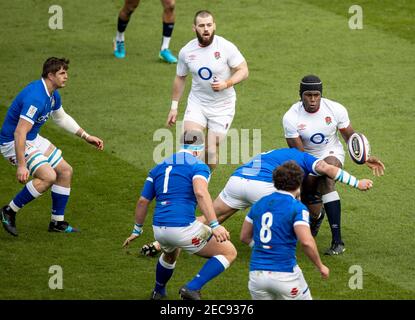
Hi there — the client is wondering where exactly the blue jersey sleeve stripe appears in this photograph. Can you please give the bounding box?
[19,115,34,124]
[146,177,153,183]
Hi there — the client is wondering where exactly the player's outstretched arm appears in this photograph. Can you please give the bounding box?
[295,224,329,279]
[315,160,373,191]
[122,196,151,247]
[193,178,230,242]
[166,75,187,127]
[51,107,103,150]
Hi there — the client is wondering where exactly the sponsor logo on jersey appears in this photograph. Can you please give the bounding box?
[188,54,197,61]
[325,116,332,125]
[214,51,221,59]
[36,112,51,123]
[298,123,306,131]
[26,105,38,118]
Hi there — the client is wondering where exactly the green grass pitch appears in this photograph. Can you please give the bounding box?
[0,0,414,300]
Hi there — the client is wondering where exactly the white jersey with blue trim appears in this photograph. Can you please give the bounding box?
[177,35,245,107]
[247,190,310,273]
[282,98,350,159]
[141,151,211,227]
[0,79,62,144]
[232,148,319,183]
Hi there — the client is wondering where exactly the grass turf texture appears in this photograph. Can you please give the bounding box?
[0,0,414,299]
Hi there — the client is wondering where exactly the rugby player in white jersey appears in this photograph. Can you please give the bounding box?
[282,75,385,255]
[166,10,248,171]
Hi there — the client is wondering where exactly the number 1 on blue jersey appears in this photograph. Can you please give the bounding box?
[163,166,173,193]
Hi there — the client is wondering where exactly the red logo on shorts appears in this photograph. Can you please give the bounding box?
[290,287,299,296]
[214,51,221,59]
[192,237,201,246]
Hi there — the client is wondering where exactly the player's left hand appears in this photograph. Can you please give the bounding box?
[86,136,104,150]
[212,225,231,242]
[122,234,139,248]
[211,81,228,92]
[366,156,385,176]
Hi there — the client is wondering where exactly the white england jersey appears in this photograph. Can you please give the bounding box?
[282,98,350,160]
[177,35,245,107]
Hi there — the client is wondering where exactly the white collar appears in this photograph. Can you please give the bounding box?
[41,78,51,97]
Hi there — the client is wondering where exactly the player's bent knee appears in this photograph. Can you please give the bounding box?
[221,242,237,264]
[37,168,57,186]
[56,162,73,179]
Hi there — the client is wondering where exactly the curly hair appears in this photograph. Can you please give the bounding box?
[273,161,304,191]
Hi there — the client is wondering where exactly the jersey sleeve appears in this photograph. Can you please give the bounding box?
[192,162,211,183]
[19,98,42,125]
[246,202,258,224]
[176,48,189,76]
[141,169,156,201]
[225,40,245,68]
[303,152,320,175]
[282,110,299,138]
[52,91,62,111]
[293,202,310,227]
[334,102,350,129]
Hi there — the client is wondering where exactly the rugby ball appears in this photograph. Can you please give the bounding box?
[347,133,370,165]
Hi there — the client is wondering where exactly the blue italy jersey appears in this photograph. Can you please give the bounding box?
[232,148,319,182]
[0,79,62,144]
[141,151,211,227]
[247,191,310,272]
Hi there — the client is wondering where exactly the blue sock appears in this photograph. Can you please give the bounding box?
[154,256,175,295]
[186,256,229,291]
[11,181,42,211]
[51,185,70,221]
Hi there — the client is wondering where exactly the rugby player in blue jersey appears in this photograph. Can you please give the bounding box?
[0,57,104,236]
[240,161,328,300]
[122,130,236,300]
[142,147,373,256]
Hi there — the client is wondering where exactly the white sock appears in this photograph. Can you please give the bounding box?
[116,31,125,42]
[161,36,171,51]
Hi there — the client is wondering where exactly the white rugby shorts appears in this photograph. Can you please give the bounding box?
[248,265,312,300]
[219,176,276,210]
[183,97,235,135]
[153,220,212,254]
[0,134,52,165]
